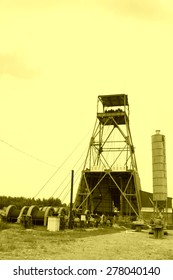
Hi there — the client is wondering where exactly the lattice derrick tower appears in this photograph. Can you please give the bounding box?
[74,94,141,217]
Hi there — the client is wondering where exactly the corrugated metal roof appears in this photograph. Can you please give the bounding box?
[140,190,172,208]
[98,94,128,107]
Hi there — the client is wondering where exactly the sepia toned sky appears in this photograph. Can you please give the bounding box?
[0,0,173,203]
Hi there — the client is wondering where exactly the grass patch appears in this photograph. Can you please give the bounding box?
[0,243,16,252]
[0,244,6,252]
[0,226,173,260]
[0,222,9,231]
[23,237,36,243]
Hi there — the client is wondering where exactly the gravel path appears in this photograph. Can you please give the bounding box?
[55,230,173,260]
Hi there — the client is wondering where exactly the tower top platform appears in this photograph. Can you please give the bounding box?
[98,94,128,107]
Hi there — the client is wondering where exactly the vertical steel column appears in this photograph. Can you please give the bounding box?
[69,170,74,229]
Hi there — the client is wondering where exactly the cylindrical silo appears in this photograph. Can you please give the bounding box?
[152,130,167,202]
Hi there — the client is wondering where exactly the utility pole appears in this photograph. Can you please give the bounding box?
[69,170,74,229]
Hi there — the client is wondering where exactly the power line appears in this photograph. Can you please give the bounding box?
[0,138,56,168]
[33,128,92,199]
[61,168,82,203]
[50,145,87,198]
[56,161,83,201]
[51,172,70,198]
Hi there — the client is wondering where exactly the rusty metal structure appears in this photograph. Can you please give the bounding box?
[74,94,141,218]
[5,205,54,226]
[2,204,69,229]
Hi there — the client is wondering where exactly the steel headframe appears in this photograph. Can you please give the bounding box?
[74,94,141,217]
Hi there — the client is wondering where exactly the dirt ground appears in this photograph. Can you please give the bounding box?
[0,224,173,260]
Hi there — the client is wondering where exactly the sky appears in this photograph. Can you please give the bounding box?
[0,0,173,204]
